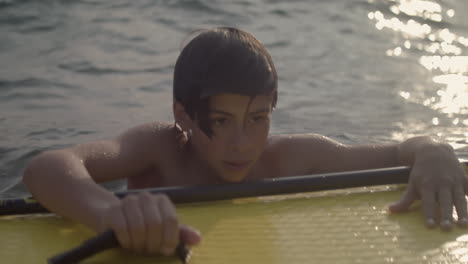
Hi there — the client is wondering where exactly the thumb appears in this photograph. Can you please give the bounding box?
[179,224,202,246]
[388,185,418,213]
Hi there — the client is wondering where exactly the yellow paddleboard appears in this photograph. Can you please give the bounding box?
[1,185,468,264]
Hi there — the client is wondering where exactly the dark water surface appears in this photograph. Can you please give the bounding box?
[1,0,467,199]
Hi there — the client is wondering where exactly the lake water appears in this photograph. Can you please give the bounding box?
[1,0,467,199]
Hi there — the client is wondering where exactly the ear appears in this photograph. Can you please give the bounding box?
[173,101,194,131]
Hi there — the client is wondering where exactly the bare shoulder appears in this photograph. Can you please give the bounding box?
[74,122,175,157]
[114,121,181,163]
[116,122,175,146]
[263,133,345,176]
[69,122,178,182]
[266,133,341,147]
[266,133,346,155]
[263,133,398,177]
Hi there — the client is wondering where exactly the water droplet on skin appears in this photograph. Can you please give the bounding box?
[393,47,402,56]
[404,40,411,49]
[456,234,468,242]
[447,9,455,17]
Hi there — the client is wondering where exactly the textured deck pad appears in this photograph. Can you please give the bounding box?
[1,186,468,264]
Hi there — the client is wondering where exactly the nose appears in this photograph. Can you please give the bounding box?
[229,126,250,153]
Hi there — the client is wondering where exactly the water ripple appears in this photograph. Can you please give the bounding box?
[58,61,168,75]
[1,91,66,100]
[0,2,62,34]
[0,13,38,25]
[0,0,13,8]
[138,80,172,93]
[0,78,78,92]
[17,22,58,34]
[270,9,291,18]
[0,147,42,196]
[92,16,131,24]
[165,0,235,16]
[26,127,95,140]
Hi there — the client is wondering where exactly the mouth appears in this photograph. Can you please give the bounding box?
[222,160,252,171]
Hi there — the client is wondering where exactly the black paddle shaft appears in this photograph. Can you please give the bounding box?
[0,165,422,216]
[47,229,190,264]
[47,230,119,264]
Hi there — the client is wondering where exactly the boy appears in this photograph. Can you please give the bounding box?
[23,27,467,257]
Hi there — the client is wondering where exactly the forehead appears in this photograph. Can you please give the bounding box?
[209,93,274,112]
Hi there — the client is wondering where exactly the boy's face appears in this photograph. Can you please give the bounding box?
[190,93,273,183]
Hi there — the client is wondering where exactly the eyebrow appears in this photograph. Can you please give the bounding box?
[210,108,271,116]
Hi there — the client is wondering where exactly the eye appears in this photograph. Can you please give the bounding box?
[250,115,268,124]
[210,117,229,127]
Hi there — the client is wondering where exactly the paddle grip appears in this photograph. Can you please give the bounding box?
[47,229,190,264]
[47,229,118,264]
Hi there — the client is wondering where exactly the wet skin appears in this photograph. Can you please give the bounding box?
[23,93,468,257]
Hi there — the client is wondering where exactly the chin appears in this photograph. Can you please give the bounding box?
[219,171,249,183]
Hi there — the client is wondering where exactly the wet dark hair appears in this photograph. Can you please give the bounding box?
[173,27,278,137]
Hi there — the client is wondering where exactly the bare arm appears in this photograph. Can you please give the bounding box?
[23,124,160,231]
[273,134,467,229]
[270,134,456,174]
[270,134,399,176]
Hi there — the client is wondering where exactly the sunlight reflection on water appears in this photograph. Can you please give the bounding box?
[368,0,468,149]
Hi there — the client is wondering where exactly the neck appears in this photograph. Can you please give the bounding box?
[182,143,225,185]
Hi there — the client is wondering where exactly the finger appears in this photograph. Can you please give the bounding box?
[421,189,437,228]
[453,185,468,227]
[109,206,132,250]
[179,224,202,246]
[122,195,146,252]
[158,195,179,256]
[438,188,454,231]
[140,192,163,255]
[388,185,418,213]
